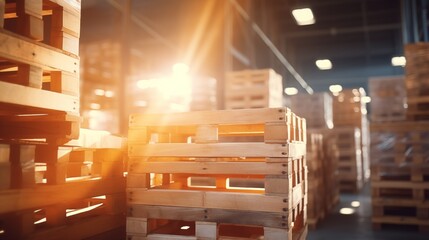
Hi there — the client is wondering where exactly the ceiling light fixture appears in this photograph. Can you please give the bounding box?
[284,87,299,95]
[329,84,343,93]
[291,8,315,26]
[316,59,332,70]
[391,56,406,67]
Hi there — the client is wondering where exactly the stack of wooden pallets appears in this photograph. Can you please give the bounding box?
[290,92,339,228]
[224,69,283,109]
[290,93,333,129]
[329,127,364,192]
[306,133,325,229]
[0,1,128,239]
[405,43,429,121]
[369,76,406,122]
[0,129,126,239]
[127,108,308,240]
[0,0,81,143]
[332,89,370,189]
[190,76,217,111]
[370,122,429,231]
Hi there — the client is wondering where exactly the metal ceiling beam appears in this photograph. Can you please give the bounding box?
[107,0,177,51]
[284,23,400,39]
[229,0,313,94]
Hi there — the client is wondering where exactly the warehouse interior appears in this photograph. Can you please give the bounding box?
[1,0,429,239]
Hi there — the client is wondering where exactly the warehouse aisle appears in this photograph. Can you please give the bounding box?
[307,183,428,240]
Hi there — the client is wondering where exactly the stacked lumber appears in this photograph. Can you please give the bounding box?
[224,69,283,109]
[370,122,429,231]
[0,0,81,143]
[405,43,429,120]
[190,76,217,111]
[0,129,126,240]
[127,108,308,240]
[333,89,370,188]
[369,76,406,122]
[290,92,333,129]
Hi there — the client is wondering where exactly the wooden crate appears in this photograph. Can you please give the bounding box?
[290,92,333,129]
[0,129,126,240]
[368,76,406,122]
[224,69,283,109]
[0,0,81,142]
[127,108,307,240]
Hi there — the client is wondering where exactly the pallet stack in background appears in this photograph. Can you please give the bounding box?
[306,133,326,229]
[0,1,127,239]
[290,93,339,228]
[405,42,429,121]
[332,89,370,192]
[368,76,406,122]
[224,69,283,109]
[368,42,429,231]
[127,108,308,240]
[190,76,218,111]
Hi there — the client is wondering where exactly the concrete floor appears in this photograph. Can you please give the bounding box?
[307,183,428,240]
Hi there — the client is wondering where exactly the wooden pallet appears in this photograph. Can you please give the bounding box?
[1,0,81,141]
[369,76,406,122]
[224,69,283,109]
[127,108,307,239]
[127,218,308,240]
[372,180,429,201]
[0,129,126,240]
[371,164,429,182]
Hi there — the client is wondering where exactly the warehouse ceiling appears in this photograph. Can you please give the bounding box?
[81,0,412,92]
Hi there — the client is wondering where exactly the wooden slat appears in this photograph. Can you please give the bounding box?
[205,191,286,213]
[129,108,290,127]
[128,189,287,213]
[0,178,125,214]
[129,205,287,229]
[129,161,287,175]
[0,29,79,72]
[129,142,304,158]
[0,81,78,112]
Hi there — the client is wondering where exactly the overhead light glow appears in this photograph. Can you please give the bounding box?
[292,8,315,26]
[89,103,101,110]
[391,56,406,67]
[172,63,189,75]
[134,100,148,107]
[180,226,190,230]
[315,59,332,70]
[351,201,361,207]
[94,89,105,96]
[362,96,371,103]
[329,84,343,93]
[105,90,114,98]
[339,207,355,215]
[137,79,156,90]
[284,87,299,95]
